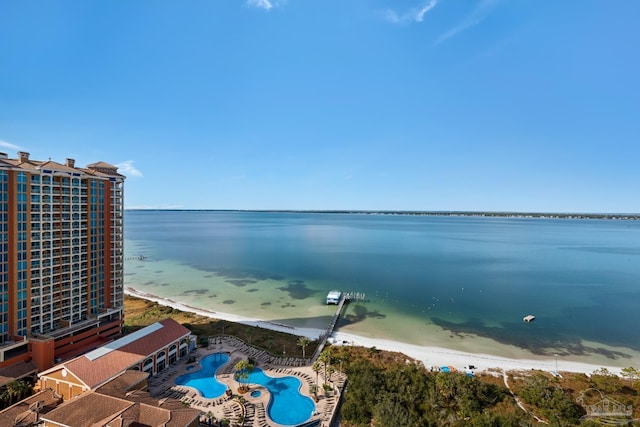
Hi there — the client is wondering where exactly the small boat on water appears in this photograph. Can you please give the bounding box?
[523,314,536,322]
[326,291,342,305]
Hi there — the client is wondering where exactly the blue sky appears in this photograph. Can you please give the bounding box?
[1,0,638,212]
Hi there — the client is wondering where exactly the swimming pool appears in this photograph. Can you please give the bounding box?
[249,368,315,426]
[174,353,229,398]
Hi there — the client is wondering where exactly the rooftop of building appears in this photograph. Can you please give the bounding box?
[95,370,150,399]
[39,318,192,390]
[40,380,200,427]
[0,361,38,388]
[41,391,135,426]
[0,388,62,427]
[0,151,125,179]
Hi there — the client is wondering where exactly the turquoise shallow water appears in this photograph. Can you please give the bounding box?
[124,210,640,363]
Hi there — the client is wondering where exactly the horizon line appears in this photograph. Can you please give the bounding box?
[123,209,640,217]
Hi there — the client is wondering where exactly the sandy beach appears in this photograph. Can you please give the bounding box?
[125,287,626,377]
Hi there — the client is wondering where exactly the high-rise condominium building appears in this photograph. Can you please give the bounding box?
[0,151,125,371]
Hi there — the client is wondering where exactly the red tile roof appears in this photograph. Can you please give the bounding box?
[95,370,150,398]
[41,391,200,427]
[40,392,133,426]
[86,161,118,169]
[40,319,191,389]
[0,388,62,426]
[38,160,78,173]
[0,361,38,387]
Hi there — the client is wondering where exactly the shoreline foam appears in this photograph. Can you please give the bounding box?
[124,287,625,376]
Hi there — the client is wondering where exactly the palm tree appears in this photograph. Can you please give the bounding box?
[326,365,336,385]
[233,359,254,392]
[4,380,31,405]
[309,383,318,401]
[3,384,16,405]
[0,389,10,408]
[318,348,332,384]
[297,336,310,358]
[312,361,322,389]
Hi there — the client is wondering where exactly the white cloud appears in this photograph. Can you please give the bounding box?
[0,139,22,152]
[434,0,498,45]
[383,0,438,25]
[415,0,438,22]
[246,0,273,11]
[116,160,143,178]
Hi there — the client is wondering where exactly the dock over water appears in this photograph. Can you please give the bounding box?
[312,291,366,361]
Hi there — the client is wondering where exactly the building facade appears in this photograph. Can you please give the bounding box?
[0,151,125,371]
[38,318,195,400]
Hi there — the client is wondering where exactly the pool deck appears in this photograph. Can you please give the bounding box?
[147,336,345,427]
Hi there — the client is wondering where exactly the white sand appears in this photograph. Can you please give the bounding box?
[125,287,624,376]
[329,332,624,376]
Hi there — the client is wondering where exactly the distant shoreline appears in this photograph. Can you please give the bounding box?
[125,209,640,220]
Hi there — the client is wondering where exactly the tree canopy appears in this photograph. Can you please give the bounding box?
[340,357,518,427]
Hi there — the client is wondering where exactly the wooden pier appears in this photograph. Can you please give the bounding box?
[312,291,366,361]
[344,291,366,302]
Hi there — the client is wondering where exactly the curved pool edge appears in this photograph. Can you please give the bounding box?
[174,352,231,399]
[251,368,316,426]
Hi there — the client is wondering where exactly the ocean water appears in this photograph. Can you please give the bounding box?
[124,210,640,366]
